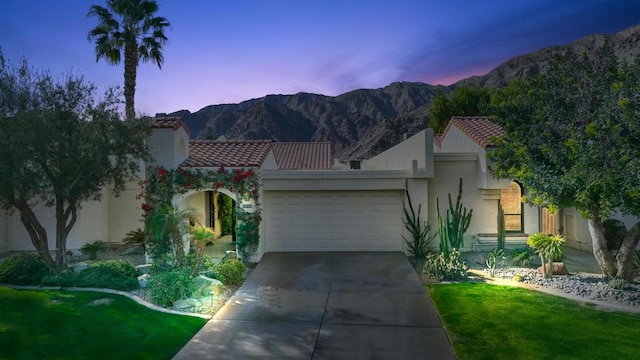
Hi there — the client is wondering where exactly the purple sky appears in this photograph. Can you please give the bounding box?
[2,0,639,116]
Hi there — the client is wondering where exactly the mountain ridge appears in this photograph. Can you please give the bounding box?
[165,23,640,160]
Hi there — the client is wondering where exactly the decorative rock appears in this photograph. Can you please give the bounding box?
[512,274,524,282]
[121,245,144,255]
[138,274,149,288]
[135,264,153,275]
[537,262,569,276]
[173,298,201,310]
[73,263,90,273]
[193,275,224,297]
[223,251,237,262]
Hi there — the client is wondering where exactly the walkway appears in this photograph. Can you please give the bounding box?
[173,252,455,360]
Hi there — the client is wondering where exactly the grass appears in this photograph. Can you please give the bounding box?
[0,287,207,360]
[426,283,640,360]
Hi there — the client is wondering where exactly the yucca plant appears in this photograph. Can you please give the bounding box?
[527,232,565,278]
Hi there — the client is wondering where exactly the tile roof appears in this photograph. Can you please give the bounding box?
[150,116,191,136]
[182,140,272,168]
[442,116,504,149]
[272,142,333,170]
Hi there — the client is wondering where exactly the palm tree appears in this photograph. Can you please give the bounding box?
[87,0,170,121]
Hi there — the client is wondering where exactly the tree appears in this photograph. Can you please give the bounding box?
[428,85,492,133]
[490,44,640,280]
[0,53,150,268]
[88,0,171,121]
[146,203,198,266]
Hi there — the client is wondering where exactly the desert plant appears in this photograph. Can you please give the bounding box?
[602,219,627,253]
[422,249,468,281]
[437,178,473,254]
[527,232,565,278]
[213,259,246,285]
[79,240,107,260]
[486,248,505,277]
[148,267,195,307]
[497,203,506,251]
[511,248,533,267]
[608,277,629,290]
[0,252,54,285]
[191,226,215,275]
[634,251,640,274]
[147,204,199,265]
[123,228,147,251]
[402,189,435,260]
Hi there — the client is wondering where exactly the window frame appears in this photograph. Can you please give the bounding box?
[500,181,524,233]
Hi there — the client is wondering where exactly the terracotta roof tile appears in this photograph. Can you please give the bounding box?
[273,142,333,170]
[150,116,191,136]
[442,116,504,149]
[182,140,272,167]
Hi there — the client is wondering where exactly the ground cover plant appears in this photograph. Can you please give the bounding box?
[0,287,206,359]
[426,283,640,360]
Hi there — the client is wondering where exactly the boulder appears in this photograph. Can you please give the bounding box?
[121,245,144,255]
[537,262,569,276]
[222,251,237,262]
[137,274,150,288]
[135,264,153,275]
[193,275,224,297]
[173,298,201,310]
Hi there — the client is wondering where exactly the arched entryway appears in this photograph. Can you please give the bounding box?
[177,188,237,242]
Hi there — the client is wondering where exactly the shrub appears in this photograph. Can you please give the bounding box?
[608,277,629,290]
[634,251,640,274]
[42,260,139,291]
[214,259,246,285]
[123,228,147,251]
[485,248,505,277]
[0,252,53,285]
[511,248,533,267]
[602,219,627,252]
[422,249,468,281]
[79,240,107,260]
[148,267,195,307]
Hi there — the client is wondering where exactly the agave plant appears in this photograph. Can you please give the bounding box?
[123,228,147,251]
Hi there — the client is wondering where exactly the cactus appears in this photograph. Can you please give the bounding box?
[497,203,506,251]
[437,178,473,254]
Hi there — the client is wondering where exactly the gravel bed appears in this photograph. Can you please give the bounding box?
[492,267,640,308]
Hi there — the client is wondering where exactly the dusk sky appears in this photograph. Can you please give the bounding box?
[2,1,640,116]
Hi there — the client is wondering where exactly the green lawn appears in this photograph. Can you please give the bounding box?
[426,283,640,360]
[0,287,207,360]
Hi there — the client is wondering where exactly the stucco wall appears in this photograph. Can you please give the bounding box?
[107,181,144,243]
[147,126,189,169]
[0,211,8,253]
[365,129,433,174]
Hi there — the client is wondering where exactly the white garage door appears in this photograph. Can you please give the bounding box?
[265,190,404,252]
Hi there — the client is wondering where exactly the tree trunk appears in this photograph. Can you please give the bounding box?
[124,41,138,121]
[587,216,617,277]
[616,221,640,280]
[54,196,78,269]
[14,199,54,267]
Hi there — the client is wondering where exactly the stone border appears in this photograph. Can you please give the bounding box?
[1,284,212,319]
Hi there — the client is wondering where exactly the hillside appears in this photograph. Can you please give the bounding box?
[165,23,640,161]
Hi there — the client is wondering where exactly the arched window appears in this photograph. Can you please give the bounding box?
[500,182,523,232]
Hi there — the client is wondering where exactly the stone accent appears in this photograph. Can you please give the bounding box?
[138,274,150,288]
[537,262,569,276]
[135,264,153,275]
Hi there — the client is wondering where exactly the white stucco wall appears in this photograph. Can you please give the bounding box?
[365,129,433,176]
[0,211,8,253]
[107,181,145,243]
[147,126,189,169]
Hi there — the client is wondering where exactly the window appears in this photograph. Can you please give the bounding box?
[500,182,523,232]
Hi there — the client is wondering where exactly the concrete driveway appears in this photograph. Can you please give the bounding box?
[174,252,456,359]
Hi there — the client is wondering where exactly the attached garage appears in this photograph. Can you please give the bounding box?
[264,190,403,252]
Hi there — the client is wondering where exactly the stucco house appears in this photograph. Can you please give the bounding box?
[0,116,636,260]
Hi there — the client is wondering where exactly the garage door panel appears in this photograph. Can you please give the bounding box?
[265,191,403,252]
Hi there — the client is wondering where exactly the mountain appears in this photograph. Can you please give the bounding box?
[168,82,447,160]
[165,23,640,161]
[456,23,640,89]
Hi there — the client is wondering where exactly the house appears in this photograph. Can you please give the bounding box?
[1,116,636,260]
